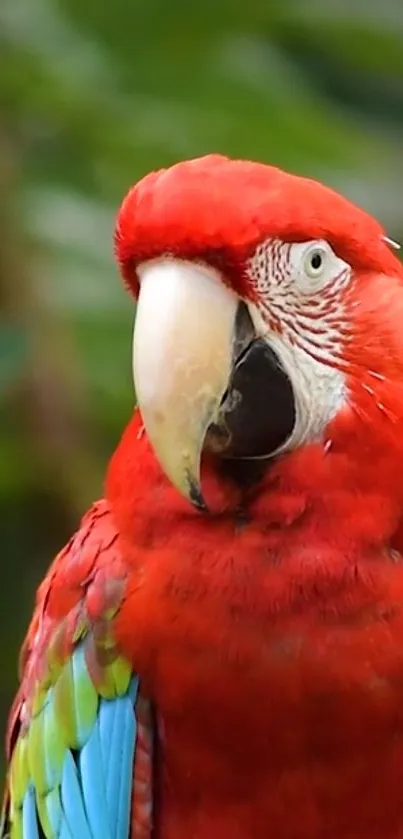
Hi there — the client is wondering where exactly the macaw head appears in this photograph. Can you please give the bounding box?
[115,154,403,510]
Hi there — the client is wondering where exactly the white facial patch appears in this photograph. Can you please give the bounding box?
[246,239,351,451]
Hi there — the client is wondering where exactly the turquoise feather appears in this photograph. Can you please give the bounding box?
[79,721,110,838]
[22,790,39,839]
[60,752,92,839]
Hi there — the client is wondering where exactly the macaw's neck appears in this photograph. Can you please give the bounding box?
[106,410,403,560]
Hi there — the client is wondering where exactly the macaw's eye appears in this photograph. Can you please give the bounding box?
[310,251,323,272]
[304,246,326,278]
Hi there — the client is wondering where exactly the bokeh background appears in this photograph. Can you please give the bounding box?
[1,0,403,783]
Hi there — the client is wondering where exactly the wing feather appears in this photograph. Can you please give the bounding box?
[1,501,153,839]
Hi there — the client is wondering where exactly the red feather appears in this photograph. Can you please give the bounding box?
[114,154,402,299]
[104,411,403,838]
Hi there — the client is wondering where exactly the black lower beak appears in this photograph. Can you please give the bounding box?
[206,303,296,460]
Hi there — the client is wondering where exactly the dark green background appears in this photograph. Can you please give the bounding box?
[1,0,403,783]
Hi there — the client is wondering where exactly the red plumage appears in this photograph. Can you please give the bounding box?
[115,154,401,298]
[5,155,403,838]
[107,412,403,838]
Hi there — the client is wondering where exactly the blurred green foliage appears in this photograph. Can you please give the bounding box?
[1,0,403,783]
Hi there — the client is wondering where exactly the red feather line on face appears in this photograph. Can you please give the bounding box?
[114,154,403,299]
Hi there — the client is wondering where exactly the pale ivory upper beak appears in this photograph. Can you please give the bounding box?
[133,258,239,508]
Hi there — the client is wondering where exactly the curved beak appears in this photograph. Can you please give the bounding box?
[133,259,238,509]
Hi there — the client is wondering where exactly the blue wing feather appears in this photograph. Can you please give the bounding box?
[22,790,40,839]
[60,752,92,839]
[58,818,74,839]
[104,687,138,839]
[79,711,111,839]
[114,694,137,839]
[104,697,119,835]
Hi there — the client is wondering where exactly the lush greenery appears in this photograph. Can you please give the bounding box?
[1,0,403,780]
